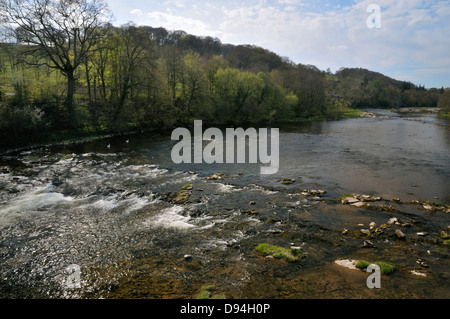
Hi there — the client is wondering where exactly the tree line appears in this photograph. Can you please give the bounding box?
[0,0,446,150]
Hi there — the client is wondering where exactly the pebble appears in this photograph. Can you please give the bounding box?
[351,201,366,207]
[395,229,406,239]
[363,240,375,248]
[184,254,192,261]
[411,270,427,277]
[344,197,359,204]
[417,232,428,236]
[387,217,399,225]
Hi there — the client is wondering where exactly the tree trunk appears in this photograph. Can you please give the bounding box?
[66,70,76,126]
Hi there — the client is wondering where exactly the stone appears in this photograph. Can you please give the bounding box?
[387,217,398,225]
[242,209,259,215]
[342,228,349,235]
[281,178,295,184]
[394,229,406,239]
[172,189,192,204]
[184,254,192,261]
[411,270,427,277]
[335,259,358,270]
[363,240,375,248]
[369,222,376,230]
[351,201,366,207]
[342,196,359,204]
[417,232,428,236]
[207,173,224,180]
[360,229,370,235]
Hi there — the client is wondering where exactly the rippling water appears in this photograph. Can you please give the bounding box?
[0,110,449,299]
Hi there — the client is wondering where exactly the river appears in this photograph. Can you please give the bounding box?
[0,109,449,299]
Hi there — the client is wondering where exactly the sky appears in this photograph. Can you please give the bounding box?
[104,0,450,89]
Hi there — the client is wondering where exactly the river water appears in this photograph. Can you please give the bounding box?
[0,109,449,299]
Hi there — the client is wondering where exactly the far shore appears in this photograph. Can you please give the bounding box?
[390,107,440,113]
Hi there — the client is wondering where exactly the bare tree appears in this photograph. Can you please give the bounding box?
[0,0,110,125]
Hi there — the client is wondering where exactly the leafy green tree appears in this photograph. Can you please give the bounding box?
[438,90,450,112]
[0,0,111,126]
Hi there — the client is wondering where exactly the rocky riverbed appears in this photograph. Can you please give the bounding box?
[0,110,449,299]
[0,150,448,299]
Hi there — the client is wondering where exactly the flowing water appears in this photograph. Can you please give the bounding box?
[0,109,449,299]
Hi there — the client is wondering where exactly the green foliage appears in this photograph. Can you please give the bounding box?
[0,22,443,150]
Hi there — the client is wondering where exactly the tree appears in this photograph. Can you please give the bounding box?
[108,24,152,124]
[0,0,111,126]
[438,90,450,113]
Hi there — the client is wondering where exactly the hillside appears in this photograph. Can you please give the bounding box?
[0,25,445,150]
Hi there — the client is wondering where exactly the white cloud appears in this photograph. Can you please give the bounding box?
[277,0,299,4]
[131,10,216,36]
[130,9,143,15]
[110,0,450,87]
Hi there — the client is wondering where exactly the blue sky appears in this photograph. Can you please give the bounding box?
[105,0,450,88]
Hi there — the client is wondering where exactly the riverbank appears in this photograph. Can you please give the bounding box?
[0,107,367,155]
[389,107,441,114]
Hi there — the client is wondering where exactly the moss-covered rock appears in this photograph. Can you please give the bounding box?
[281,178,295,185]
[195,285,225,299]
[255,243,305,262]
[172,184,193,204]
[356,260,396,275]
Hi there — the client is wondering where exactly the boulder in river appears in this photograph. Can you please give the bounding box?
[281,178,295,184]
[172,184,193,204]
[301,189,326,196]
[341,193,382,204]
[207,173,224,180]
